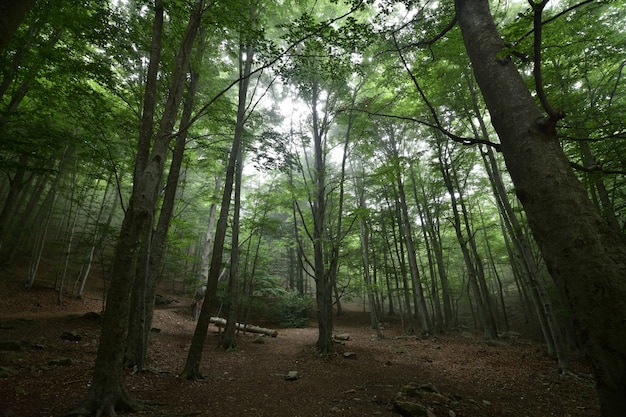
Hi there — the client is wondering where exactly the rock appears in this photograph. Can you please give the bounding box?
[60,331,82,342]
[253,336,265,344]
[333,333,350,341]
[343,351,357,359]
[285,370,299,380]
[155,293,179,305]
[400,382,420,396]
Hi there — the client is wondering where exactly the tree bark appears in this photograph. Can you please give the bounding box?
[456,1,626,414]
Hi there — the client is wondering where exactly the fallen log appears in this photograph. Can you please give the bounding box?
[209,317,278,337]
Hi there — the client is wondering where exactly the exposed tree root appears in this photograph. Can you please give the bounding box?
[559,368,595,383]
[179,368,206,381]
[62,392,144,417]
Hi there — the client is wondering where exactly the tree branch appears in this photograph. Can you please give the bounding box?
[569,161,626,176]
[390,33,501,150]
[529,0,565,124]
[173,1,367,138]
[516,0,595,46]
[357,109,501,150]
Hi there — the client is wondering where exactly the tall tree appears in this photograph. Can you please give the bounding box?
[181,0,258,377]
[65,1,205,414]
[455,0,626,414]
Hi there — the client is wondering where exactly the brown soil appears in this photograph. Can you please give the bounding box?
[0,277,600,417]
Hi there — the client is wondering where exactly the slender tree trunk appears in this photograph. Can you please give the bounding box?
[221,35,254,349]
[456,1,626,414]
[386,129,431,333]
[66,2,204,414]
[310,78,334,355]
[26,150,68,290]
[451,162,499,337]
[578,141,621,233]
[357,185,384,337]
[181,18,253,378]
[437,141,496,339]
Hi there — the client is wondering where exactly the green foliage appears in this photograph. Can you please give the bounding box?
[269,291,314,328]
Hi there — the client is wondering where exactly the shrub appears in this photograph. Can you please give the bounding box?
[270,291,313,328]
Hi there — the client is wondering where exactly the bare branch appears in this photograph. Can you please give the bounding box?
[569,162,626,176]
[516,0,595,46]
[389,34,501,150]
[357,109,501,150]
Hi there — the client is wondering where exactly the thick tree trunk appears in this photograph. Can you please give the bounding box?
[456,1,626,415]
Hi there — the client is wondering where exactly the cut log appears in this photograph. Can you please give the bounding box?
[209,317,278,337]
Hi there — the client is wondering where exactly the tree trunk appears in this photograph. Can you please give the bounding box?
[354,161,384,336]
[456,1,626,414]
[220,50,249,349]
[181,9,251,378]
[66,1,204,414]
[437,141,496,339]
[310,77,334,355]
[125,46,202,371]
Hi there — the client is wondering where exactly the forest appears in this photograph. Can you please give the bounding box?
[0,0,625,416]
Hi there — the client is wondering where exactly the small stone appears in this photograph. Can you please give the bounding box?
[285,370,299,380]
[334,334,350,341]
[60,331,82,342]
[343,351,357,359]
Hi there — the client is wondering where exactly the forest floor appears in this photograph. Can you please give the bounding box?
[0,275,600,417]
